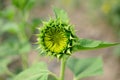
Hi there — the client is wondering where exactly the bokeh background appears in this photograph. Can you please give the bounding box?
[0,0,120,80]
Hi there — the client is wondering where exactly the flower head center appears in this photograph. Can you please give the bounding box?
[44,27,68,53]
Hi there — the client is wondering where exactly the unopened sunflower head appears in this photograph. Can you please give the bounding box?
[37,18,76,58]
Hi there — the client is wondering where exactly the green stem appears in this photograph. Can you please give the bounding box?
[60,58,67,80]
[21,53,28,70]
[21,11,29,22]
[19,11,29,70]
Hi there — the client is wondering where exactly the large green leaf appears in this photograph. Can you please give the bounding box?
[0,39,19,58]
[0,38,31,58]
[53,7,69,23]
[12,0,35,11]
[14,62,50,80]
[25,0,35,10]
[0,7,15,20]
[0,22,19,35]
[67,57,103,80]
[12,0,27,10]
[72,38,120,52]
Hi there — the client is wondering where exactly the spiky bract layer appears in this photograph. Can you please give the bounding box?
[37,18,75,58]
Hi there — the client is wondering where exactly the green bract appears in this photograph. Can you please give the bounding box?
[37,18,76,58]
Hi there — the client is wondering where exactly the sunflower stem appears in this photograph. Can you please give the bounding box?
[21,53,28,70]
[60,57,67,80]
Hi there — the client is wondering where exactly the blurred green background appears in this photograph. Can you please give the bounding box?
[0,0,120,80]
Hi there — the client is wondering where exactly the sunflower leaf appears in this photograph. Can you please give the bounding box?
[72,38,120,52]
[14,62,50,80]
[53,7,69,23]
[67,57,103,80]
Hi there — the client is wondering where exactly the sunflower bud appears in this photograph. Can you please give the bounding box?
[37,18,76,58]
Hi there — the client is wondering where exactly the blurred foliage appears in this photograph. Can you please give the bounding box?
[0,0,42,79]
[57,0,81,9]
[100,0,120,56]
[89,0,120,56]
[0,0,5,10]
[89,0,120,31]
[12,0,35,11]
[37,0,51,7]
[0,58,12,75]
[101,0,120,31]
